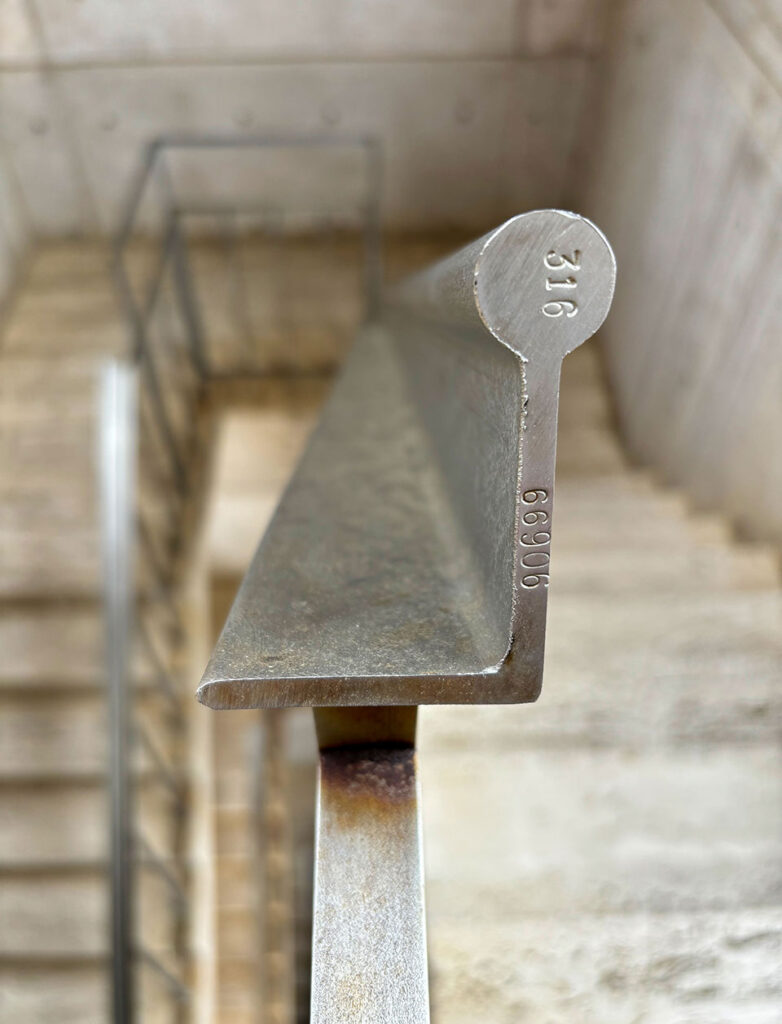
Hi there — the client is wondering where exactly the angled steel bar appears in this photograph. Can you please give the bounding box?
[136,948,191,1003]
[199,210,616,710]
[136,617,183,716]
[134,832,188,912]
[132,717,183,803]
[199,211,616,1023]
[170,212,210,380]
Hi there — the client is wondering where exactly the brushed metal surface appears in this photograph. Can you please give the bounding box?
[310,706,427,1024]
[198,210,615,709]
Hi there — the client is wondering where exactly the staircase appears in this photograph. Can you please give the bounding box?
[419,344,782,1023]
[1,237,780,1024]
[0,242,192,1024]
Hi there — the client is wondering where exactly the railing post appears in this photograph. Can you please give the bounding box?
[310,708,428,1024]
[99,362,138,1024]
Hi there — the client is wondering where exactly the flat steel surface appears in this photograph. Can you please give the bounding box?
[310,707,428,1024]
[199,211,615,708]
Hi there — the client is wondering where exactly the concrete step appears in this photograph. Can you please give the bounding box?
[0,531,102,600]
[22,241,114,289]
[1,411,94,483]
[0,602,179,690]
[216,957,259,1018]
[0,867,178,956]
[1,388,190,513]
[217,1010,257,1024]
[0,528,174,600]
[549,546,779,594]
[216,808,256,859]
[556,380,612,431]
[1,287,124,357]
[555,475,706,519]
[0,961,108,1024]
[0,779,178,865]
[552,500,755,556]
[542,591,782,695]
[428,910,782,1024]
[555,426,627,476]
[422,744,782,921]
[421,660,782,751]
[0,485,97,531]
[0,960,180,1024]
[0,604,107,688]
[0,356,100,423]
[0,691,182,778]
[190,235,362,375]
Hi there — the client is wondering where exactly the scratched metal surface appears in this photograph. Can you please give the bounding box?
[199,211,615,709]
[311,738,428,1024]
[310,706,427,1024]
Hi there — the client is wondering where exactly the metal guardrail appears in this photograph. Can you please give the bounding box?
[99,362,191,1024]
[100,363,137,1024]
[112,134,381,502]
[200,211,616,1022]
[103,135,383,1022]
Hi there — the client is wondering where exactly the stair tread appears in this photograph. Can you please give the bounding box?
[0,957,179,1024]
[428,910,782,1024]
[0,779,178,865]
[1,285,125,356]
[0,687,181,777]
[548,549,779,593]
[0,872,178,956]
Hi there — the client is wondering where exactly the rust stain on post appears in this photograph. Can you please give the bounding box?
[312,727,429,1022]
[319,744,416,828]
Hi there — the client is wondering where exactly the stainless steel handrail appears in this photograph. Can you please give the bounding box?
[200,211,616,1023]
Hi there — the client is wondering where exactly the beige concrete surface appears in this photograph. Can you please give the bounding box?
[1,233,780,1023]
[418,345,782,1023]
[0,1,610,235]
[585,0,782,543]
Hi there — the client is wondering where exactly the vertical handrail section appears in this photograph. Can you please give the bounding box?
[99,362,138,1024]
[311,709,429,1024]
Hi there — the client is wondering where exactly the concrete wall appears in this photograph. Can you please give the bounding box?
[0,0,609,235]
[584,0,782,543]
[4,0,780,541]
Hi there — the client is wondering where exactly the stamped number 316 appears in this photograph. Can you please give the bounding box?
[542,249,580,318]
